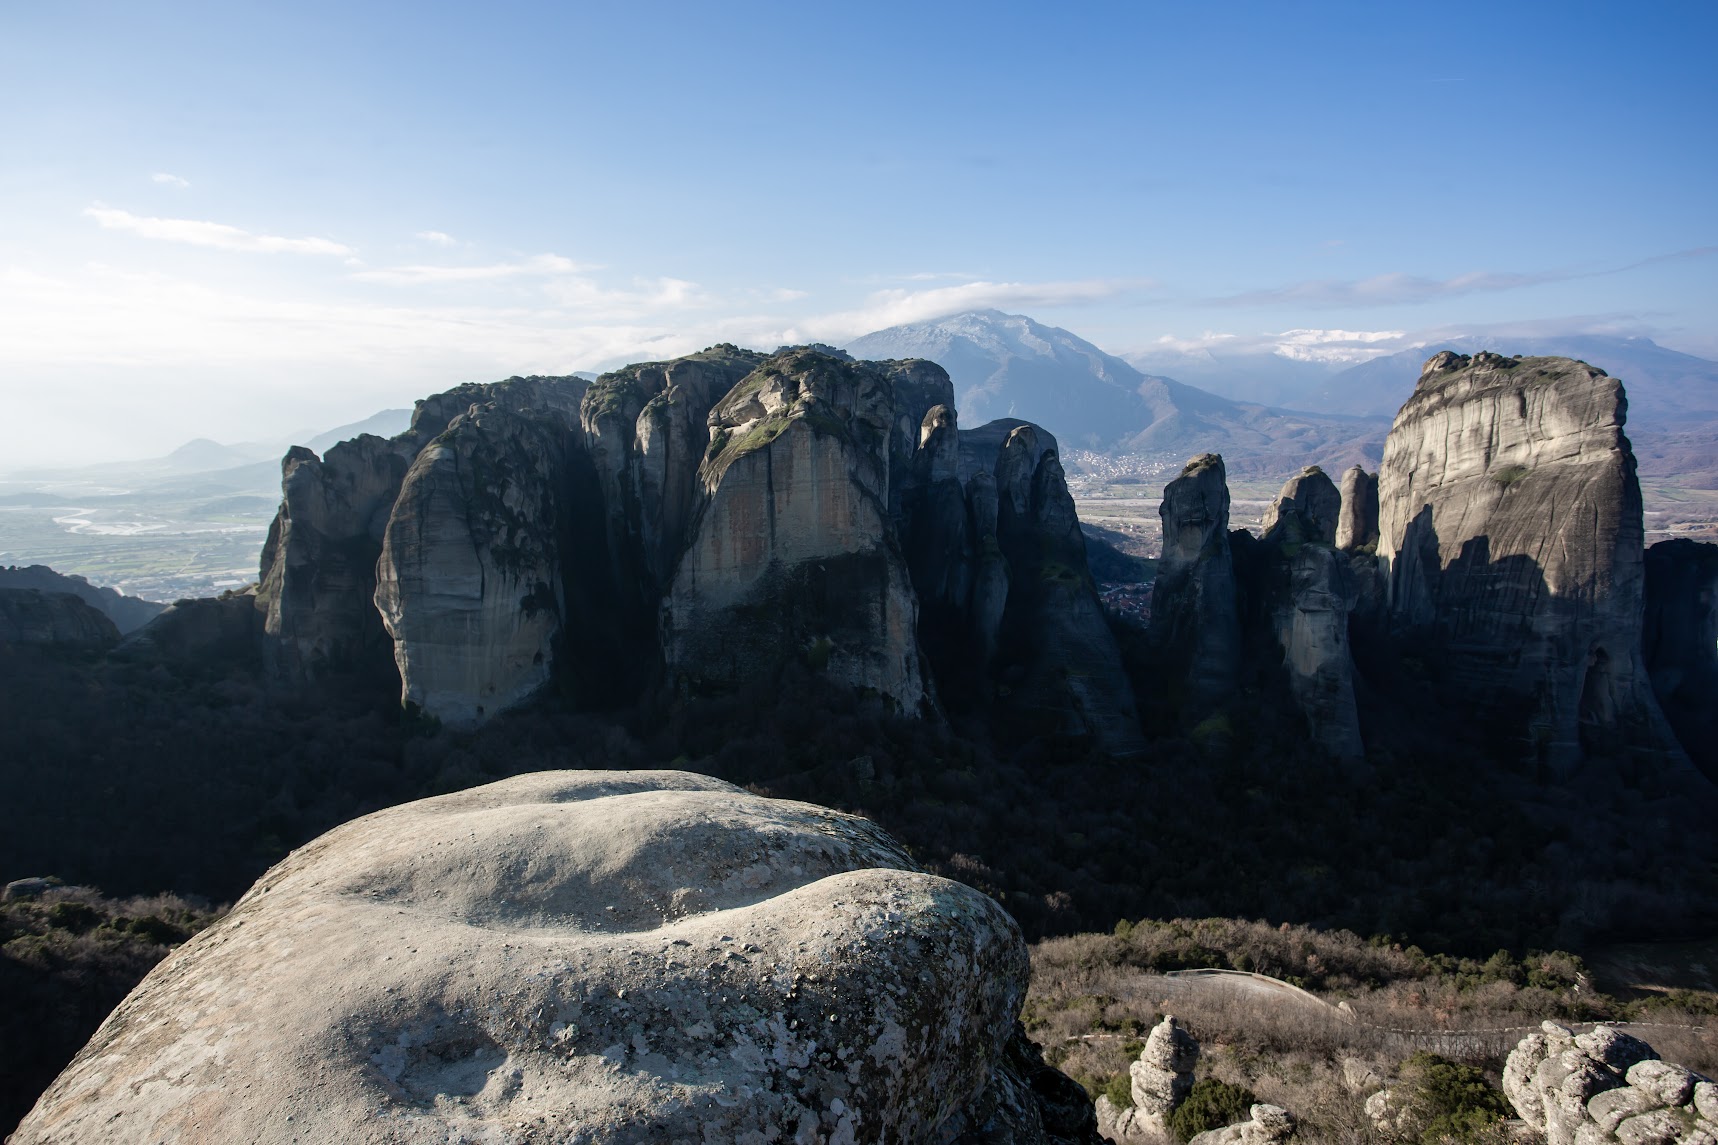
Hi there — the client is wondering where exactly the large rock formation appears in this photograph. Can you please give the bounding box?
[1150,454,1241,710]
[1258,467,1364,761]
[14,771,1101,1144]
[258,376,585,685]
[375,383,586,727]
[664,350,927,709]
[116,588,264,665]
[0,588,119,647]
[1502,1022,1715,1145]
[246,347,1141,748]
[1376,351,1681,773]
[1642,539,1718,779]
[0,565,164,633]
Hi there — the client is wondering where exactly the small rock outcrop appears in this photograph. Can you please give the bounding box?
[1096,1015,1199,1140]
[116,588,264,664]
[0,588,119,647]
[1335,467,1380,552]
[663,350,927,710]
[14,771,1100,1144]
[1376,351,1682,774]
[1187,1103,1295,1145]
[1642,538,1718,778]
[0,565,164,633]
[1502,1022,1715,1145]
[1150,454,1241,709]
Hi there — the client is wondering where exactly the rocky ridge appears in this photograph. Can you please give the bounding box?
[12,770,1101,1144]
[0,565,164,634]
[232,347,1139,744]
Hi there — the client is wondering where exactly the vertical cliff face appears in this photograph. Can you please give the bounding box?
[373,383,587,728]
[1642,539,1718,779]
[663,351,926,710]
[1336,466,1380,552]
[1254,467,1364,761]
[1149,454,1240,709]
[1376,351,1678,773]
[258,376,585,685]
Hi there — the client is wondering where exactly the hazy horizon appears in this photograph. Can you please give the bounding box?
[4,1,1715,467]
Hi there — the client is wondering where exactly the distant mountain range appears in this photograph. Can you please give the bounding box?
[844,310,1388,473]
[1127,334,1718,428]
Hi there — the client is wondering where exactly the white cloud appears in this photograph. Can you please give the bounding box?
[350,253,584,284]
[150,172,190,189]
[1136,328,1409,366]
[85,206,352,256]
[788,278,1152,341]
[415,230,458,246]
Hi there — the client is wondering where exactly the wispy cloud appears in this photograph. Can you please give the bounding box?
[150,172,190,189]
[789,277,1154,341]
[85,206,351,256]
[350,253,584,284]
[1208,247,1718,309]
[1138,328,1409,366]
[415,230,458,246]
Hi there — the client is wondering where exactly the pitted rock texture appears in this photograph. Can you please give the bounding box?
[375,385,587,728]
[1502,1023,1715,1145]
[0,588,119,647]
[1186,1103,1295,1145]
[1336,466,1380,552]
[664,350,927,710]
[1095,1015,1199,1141]
[1150,454,1240,709]
[1376,351,1681,774]
[1642,538,1718,778]
[13,771,1094,1144]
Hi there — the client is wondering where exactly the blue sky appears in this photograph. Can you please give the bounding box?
[2,0,1714,465]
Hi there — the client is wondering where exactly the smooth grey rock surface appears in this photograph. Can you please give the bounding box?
[1261,465,1341,547]
[1376,351,1683,774]
[664,350,927,710]
[1335,466,1380,552]
[375,383,586,727]
[15,770,1078,1144]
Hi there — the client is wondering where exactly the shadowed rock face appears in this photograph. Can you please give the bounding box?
[1643,538,1718,778]
[13,772,1098,1144]
[1150,454,1240,710]
[375,385,587,728]
[0,565,164,634]
[1376,351,1683,774]
[1336,466,1380,552]
[0,588,118,647]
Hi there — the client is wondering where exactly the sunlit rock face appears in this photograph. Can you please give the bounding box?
[1375,351,1682,773]
[13,771,1101,1144]
[664,350,927,710]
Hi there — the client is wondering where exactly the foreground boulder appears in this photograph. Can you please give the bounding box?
[1376,351,1681,774]
[15,771,1099,1144]
[1502,1022,1715,1145]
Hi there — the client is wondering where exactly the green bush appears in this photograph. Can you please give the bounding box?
[1103,1071,1135,1110]
[1170,1078,1258,1143]
[1398,1052,1511,1145]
